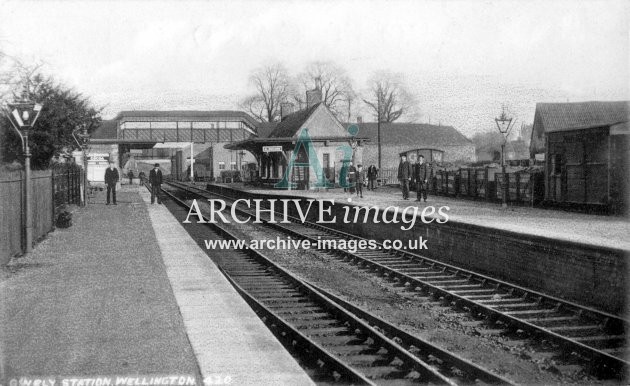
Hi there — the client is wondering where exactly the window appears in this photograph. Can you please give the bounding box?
[230,162,237,170]
[552,154,562,175]
[219,162,226,170]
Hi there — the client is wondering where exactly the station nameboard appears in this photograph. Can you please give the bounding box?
[263,146,283,153]
[88,154,109,162]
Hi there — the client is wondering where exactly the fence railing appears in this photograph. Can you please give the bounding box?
[376,167,544,206]
[1,163,82,265]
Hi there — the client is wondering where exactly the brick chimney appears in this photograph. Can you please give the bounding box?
[280,102,294,121]
[306,88,322,108]
[356,116,363,124]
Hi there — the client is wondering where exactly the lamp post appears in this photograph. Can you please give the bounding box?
[2,88,43,253]
[495,105,516,208]
[73,125,90,206]
[376,93,382,170]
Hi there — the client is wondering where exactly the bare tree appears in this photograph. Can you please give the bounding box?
[293,61,356,118]
[362,71,417,123]
[0,51,45,100]
[241,63,291,122]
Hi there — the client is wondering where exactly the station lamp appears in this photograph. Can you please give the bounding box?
[2,87,44,253]
[73,124,91,206]
[494,105,516,208]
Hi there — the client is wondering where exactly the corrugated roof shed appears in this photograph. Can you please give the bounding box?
[535,101,629,133]
[530,101,630,154]
[351,122,472,147]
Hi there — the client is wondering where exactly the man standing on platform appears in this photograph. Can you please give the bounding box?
[347,161,357,195]
[413,155,429,202]
[397,155,412,200]
[149,163,163,204]
[104,161,119,205]
[355,165,365,198]
[367,164,378,190]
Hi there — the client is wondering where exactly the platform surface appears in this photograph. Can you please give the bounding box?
[0,186,313,386]
[139,187,314,386]
[208,183,630,251]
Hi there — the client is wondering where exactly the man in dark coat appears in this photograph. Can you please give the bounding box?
[355,165,365,198]
[413,155,429,202]
[367,164,378,190]
[397,155,412,200]
[347,161,357,194]
[149,163,163,204]
[104,161,119,205]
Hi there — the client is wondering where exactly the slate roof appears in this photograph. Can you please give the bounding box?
[267,103,321,138]
[256,122,277,139]
[350,122,472,147]
[90,120,118,140]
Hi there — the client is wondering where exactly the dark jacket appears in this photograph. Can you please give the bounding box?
[413,162,429,183]
[347,165,357,183]
[356,170,365,184]
[397,161,412,180]
[149,169,163,186]
[367,165,378,179]
[104,167,119,186]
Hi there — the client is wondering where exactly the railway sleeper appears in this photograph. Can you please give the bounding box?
[302,326,351,337]
[282,312,333,321]
[407,274,457,280]
[292,319,344,329]
[573,334,626,349]
[546,324,607,337]
[259,297,312,304]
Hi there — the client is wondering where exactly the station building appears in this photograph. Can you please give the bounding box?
[530,100,629,211]
[225,99,365,189]
[88,110,259,182]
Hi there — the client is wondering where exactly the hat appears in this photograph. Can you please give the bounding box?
[154,163,160,167]
[418,154,425,158]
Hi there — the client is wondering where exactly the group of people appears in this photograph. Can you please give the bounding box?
[103,162,163,205]
[343,163,379,198]
[397,154,429,202]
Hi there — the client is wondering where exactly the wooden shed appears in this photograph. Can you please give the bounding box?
[530,101,629,212]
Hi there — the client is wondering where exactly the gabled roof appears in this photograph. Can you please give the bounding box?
[267,103,321,138]
[350,122,472,147]
[533,101,629,133]
[256,122,277,138]
[90,120,118,140]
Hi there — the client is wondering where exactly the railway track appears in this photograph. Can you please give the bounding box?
[160,183,514,385]
[166,181,628,379]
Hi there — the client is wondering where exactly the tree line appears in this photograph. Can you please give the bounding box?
[240,61,418,124]
[0,53,101,169]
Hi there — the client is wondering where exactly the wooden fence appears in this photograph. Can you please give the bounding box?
[0,163,82,265]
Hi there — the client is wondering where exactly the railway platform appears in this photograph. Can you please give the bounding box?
[207,183,630,250]
[0,186,313,385]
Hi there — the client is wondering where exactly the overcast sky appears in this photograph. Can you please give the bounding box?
[1,0,628,136]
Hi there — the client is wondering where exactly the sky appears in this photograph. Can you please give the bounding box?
[0,0,628,137]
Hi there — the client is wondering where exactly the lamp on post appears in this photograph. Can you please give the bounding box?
[73,124,90,206]
[494,105,515,208]
[2,87,43,254]
[376,93,382,170]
